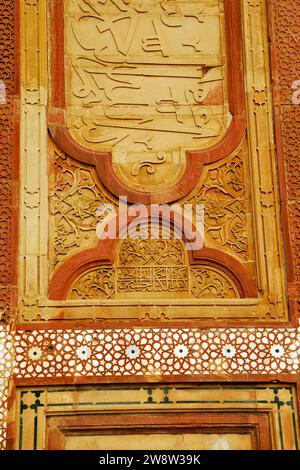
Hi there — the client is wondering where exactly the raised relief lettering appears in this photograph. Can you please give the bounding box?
[66,0,228,192]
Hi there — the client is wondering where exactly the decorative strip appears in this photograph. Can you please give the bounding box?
[271,0,300,315]
[12,326,300,378]
[0,0,299,452]
[0,325,14,449]
[0,0,18,324]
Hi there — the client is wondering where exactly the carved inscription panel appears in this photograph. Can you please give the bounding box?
[69,233,239,300]
[65,0,229,191]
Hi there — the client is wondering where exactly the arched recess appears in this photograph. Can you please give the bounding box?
[49,213,257,300]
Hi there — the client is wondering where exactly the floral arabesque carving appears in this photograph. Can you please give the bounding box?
[190,267,238,299]
[49,147,117,270]
[71,268,115,300]
[184,147,251,260]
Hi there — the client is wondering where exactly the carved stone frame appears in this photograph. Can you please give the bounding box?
[18,0,289,324]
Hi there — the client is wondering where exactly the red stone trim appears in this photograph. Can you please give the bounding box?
[48,242,257,300]
[48,0,245,204]
[12,375,300,387]
[49,126,205,205]
[190,247,257,298]
[0,0,19,325]
[268,0,300,323]
[16,319,296,330]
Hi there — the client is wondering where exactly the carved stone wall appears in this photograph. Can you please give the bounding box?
[15,0,288,323]
[49,141,117,272]
[0,0,299,451]
[183,144,252,261]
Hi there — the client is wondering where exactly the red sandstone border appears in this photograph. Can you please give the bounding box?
[267,0,300,326]
[0,1,19,326]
